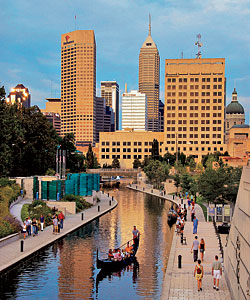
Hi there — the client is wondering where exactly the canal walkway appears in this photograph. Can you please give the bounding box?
[127,184,231,300]
[0,192,117,275]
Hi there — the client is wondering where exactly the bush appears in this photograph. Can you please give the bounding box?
[62,194,92,212]
[0,220,15,238]
[21,204,30,221]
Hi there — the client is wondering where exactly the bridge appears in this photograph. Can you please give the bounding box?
[87,168,141,177]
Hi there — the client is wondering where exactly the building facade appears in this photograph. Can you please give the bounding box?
[139,16,160,132]
[227,124,250,159]
[159,100,164,132]
[164,58,226,161]
[6,84,31,108]
[99,129,164,168]
[41,98,61,114]
[225,88,245,143]
[122,90,147,131]
[95,97,115,143]
[100,81,119,130]
[42,112,61,136]
[61,30,96,147]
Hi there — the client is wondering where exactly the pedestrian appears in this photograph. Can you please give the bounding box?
[212,255,222,291]
[176,215,181,235]
[40,214,44,231]
[180,214,185,234]
[53,216,59,234]
[191,236,199,262]
[199,238,205,262]
[58,211,65,230]
[191,206,195,222]
[22,223,26,239]
[32,217,38,236]
[26,217,31,236]
[187,197,191,210]
[193,216,199,234]
[194,259,203,291]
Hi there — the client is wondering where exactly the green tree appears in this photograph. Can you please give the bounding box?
[144,160,169,188]
[86,144,95,169]
[188,157,196,172]
[111,157,120,169]
[133,158,141,169]
[163,152,175,166]
[173,173,181,192]
[180,173,195,194]
[151,139,160,160]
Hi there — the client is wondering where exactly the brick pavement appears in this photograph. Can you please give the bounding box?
[0,192,117,274]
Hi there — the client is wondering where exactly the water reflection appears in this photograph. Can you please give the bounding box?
[0,183,174,300]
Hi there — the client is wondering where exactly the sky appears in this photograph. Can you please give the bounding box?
[1,0,250,122]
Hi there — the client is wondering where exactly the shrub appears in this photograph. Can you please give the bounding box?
[0,220,15,238]
[21,204,30,221]
[62,194,92,212]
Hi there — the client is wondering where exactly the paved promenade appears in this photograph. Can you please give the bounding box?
[0,192,117,274]
[128,184,231,300]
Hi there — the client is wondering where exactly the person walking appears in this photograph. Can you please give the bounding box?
[194,259,203,291]
[26,217,31,236]
[191,236,199,262]
[53,216,59,234]
[212,255,222,291]
[40,214,44,231]
[58,211,65,230]
[193,216,199,234]
[199,238,205,262]
[191,206,195,222]
[32,218,38,236]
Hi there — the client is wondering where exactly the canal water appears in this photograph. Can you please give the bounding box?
[0,183,174,300]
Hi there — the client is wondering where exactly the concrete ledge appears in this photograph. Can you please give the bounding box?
[0,196,117,275]
[0,233,20,248]
[160,231,178,299]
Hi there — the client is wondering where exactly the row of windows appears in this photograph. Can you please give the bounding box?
[166,99,223,104]
[166,92,223,97]
[167,85,222,90]
[166,113,222,118]
[167,78,223,83]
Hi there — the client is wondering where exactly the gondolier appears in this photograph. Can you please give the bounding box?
[132,226,140,243]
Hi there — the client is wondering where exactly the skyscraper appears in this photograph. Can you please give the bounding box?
[61,30,96,146]
[6,84,31,108]
[101,81,119,130]
[139,15,160,132]
[164,58,226,161]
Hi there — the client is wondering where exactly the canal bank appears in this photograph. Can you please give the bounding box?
[127,184,231,299]
[0,192,117,275]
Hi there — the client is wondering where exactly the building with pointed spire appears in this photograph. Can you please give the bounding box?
[225,88,245,142]
[139,15,160,132]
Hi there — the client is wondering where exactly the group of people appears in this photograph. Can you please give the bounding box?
[107,226,140,262]
[175,204,187,235]
[22,210,65,238]
[22,215,45,238]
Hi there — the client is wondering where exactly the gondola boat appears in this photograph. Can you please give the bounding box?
[96,237,139,271]
[167,209,177,226]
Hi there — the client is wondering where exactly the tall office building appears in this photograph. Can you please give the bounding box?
[139,15,160,132]
[122,90,147,131]
[6,84,31,108]
[100,81,119,130]
[159,100,164,132]
[61,30,96,146]
[164,58,226,161]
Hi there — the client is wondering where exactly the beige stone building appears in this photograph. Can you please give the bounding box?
[98,129,164,168]
[139,16,160,132]
[41,98,61,114]
[227,124,250,159]
[225,88,245,143]
[61,30,96,147]
[164,58,226,161]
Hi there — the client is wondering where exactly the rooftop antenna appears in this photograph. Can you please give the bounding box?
[195,34,203,59]
[75,15,77,31]
[149,13,151,36]
[181,50,184,59]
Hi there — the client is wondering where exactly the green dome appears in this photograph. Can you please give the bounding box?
[226,102,244,114]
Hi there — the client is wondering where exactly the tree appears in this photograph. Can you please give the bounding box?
[0,102,58,177]
[151,139,160,160]
[111,158,120,169]
[144,160,169,188]
[163,152,175,166]
[188,157,196,172]
[133,158,141,169]
[86,144,95,169]
[0,85,6,102]
[180,173,195,194]
[176,152,186,166]
[173,174,181,192]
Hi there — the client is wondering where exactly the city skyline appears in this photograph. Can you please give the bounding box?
[1,0,249,122]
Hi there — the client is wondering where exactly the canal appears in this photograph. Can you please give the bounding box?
[0,183,174,300]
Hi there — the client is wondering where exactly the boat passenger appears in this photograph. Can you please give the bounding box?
[108,249,114,260]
